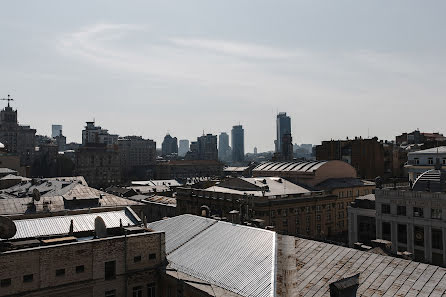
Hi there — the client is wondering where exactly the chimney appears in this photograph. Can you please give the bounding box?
[329,274,360,297]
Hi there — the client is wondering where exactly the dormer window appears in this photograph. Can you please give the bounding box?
[428,158,434,165]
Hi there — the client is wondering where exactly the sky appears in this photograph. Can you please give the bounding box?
[1,1,446,152]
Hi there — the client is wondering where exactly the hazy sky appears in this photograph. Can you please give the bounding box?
[1,1,446,152]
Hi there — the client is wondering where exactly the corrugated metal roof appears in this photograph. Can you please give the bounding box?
[253,161,327,173]
[148,214,217,254]
[149,215,276,297]
[4,208,140,241]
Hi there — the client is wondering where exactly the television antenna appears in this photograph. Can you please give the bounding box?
[0,216,17,239]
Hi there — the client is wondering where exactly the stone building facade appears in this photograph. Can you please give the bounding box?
[75,144,121,188]
[0,231,165,297]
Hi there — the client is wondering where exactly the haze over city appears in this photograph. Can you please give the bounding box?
[1,1,446,152]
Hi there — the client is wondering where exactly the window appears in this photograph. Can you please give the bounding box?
[382,222,391,241]
[443,159,446,165]
[105,290,116,297]
[397,205,406,216]
[432,209,442,220]
[277,209,281,216]
[428,158,434,165]
[381,204,391,214]
[23,274,33,283]
[414,158,420,165]
[306,226,310,233]
[327,213,331,221]
[147,283,156,297]
[317,225,321,233]
[432,229,443,250]
[295,217,300,225]
[306,216,310,224]
[56,268,65,277]
[316,215,321,221]
[270,210,275,217]
[413,207,424,218]
[338,203,344,209]
[133,286,143,297]
[149,253,156,260]
[338,212,344,219]
[316,205,321,212]
[283,209,287,216]
[134,256,142,263]
[76,265,85,273]
[105,261,116,280]
[397,224,407,244]
[1,278,11,287]
[326,204,331,211]
[305,206,310,214]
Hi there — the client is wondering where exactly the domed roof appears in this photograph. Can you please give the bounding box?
[412,169,446,192]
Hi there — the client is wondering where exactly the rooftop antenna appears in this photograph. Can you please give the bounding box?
[0,216,17,240]
[32,188,41,203]
[1,94,14,108]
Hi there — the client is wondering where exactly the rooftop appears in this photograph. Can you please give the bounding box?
[0,185,143,215]
[315,178,375,191]
[408,146,446,155]
[148,215,276,297]
[253,160,328,172]
[2,207,140,241]
[148,214,446,296]
[205,177,312,197]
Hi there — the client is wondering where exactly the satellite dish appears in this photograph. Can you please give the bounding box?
[0,216,17,239]
[32,188,41,202]
[94,216,107,238]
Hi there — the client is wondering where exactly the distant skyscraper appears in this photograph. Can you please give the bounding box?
[276,112,291,153]
[186,134,218,160]
[52,124,63,138]
[178,139,190,157]
[254,147,258,154]
[231,125,244,163]
[218,132,230,161]
[161,134,178,156]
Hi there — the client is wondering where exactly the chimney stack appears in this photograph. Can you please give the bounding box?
[329,274,360,297]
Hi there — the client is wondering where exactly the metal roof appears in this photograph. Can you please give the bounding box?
[149,215,276,297]
[276,235,446,296]
[4,208,140,241]
[253,161,327,173]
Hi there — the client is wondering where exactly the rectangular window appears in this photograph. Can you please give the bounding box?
[134,256,142,263]
[133,286,143,297]
[105,261,116,280]
[55,268,65,277]
[316,215,321,221]
[149,253,156,260]
[397,224,407,244]
[76,265,85,273]
[414,226,424,247]
[23,274,33,283]
[428,158,434,165]
[105,290,116,297]
[1,278,11,287]
[306,216,310,224]
[327,213,331,221]
[432,228,443,250]
[316,205,321,212]
[147,283,156,297]
[382,222,391,241]
[413,207,424,218]
[305,206,310,214]
[432,209,442,220]
[397,205,406,216]
[381,204,391,214]
[317,225,321,233]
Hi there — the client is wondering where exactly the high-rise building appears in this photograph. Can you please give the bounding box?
[218,132,230,161]
[82,121,118,146]
[51,124,63,138]
[186,134,218,160]
[0,95,36,166]
[161,134,178,156]
[118,136,156,168]
[275,112,291,153]
[231,125,244,163]
[178,139,190,157]
[254,147,258,154]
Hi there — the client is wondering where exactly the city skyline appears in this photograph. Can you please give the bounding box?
[2,1,446,152]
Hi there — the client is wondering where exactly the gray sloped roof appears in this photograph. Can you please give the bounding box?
[253,161,327,173]
[4,208,140,241]
[276,235,446,296]
[148,215,276,297]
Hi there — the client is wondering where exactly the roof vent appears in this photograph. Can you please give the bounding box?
[329,274,359,297]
